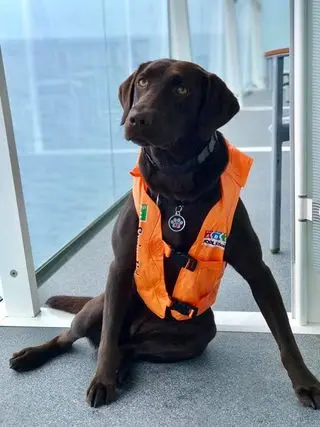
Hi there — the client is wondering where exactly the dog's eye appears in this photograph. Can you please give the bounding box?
[137,78,149,88]
[175,86,189,96]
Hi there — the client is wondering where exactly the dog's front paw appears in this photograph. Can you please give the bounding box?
[294,374,320,409]
[86,375,117,408]
[10,347,43,372]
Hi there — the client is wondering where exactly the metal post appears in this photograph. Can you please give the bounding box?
[270,56,284,253]
[265,58,272,90]
[289,0,296,319]
[0,46,40,318]
[293,0,308,325]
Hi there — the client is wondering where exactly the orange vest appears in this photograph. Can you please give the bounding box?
[130,140,253,321]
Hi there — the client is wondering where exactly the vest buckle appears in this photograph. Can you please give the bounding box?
[170,250,197,272]
[170,299,198,318]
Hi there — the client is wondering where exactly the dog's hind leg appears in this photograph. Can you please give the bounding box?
[9,294,104,372]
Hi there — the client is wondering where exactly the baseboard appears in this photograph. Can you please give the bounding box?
[1,303,320,334]
[0,302,74,328]
[214,311,320,334]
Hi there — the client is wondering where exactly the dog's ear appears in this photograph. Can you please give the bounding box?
[198,73,240,141]
[118,62,151,125]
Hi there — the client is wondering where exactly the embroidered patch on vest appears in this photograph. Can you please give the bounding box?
[203,231,227,249]
[140,203,148,221]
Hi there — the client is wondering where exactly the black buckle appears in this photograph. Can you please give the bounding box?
[170,299,198,318]
[170,250,197,272]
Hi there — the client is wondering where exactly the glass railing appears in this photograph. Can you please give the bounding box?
[0,0,169,267]
[0,0,289,270]
[188,0,224,76]
[189,0,289,94]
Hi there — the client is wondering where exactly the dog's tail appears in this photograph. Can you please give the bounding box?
[45,295,93,314]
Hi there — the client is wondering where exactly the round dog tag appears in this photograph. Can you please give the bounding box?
[168,205,186,232]
[168,214,186,232]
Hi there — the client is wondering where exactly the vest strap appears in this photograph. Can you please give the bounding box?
[163,242,224,271]
[170,299,198,318]
[170,249,198,272]
[163,243,197,272]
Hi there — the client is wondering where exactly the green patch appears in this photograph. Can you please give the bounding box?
[140,203,148,221]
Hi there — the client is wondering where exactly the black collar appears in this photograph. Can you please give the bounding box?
[147,183,220,208]
[143,132,219,175]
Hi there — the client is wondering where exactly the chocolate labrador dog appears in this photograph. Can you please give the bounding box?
[10,59,320,409]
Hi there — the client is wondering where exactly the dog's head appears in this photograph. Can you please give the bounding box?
[119,59,239,148]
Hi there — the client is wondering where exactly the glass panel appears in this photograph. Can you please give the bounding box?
[188,0,224,76]
[103,0,169,200]
[188,0,256,90]
[0,0,169,267]
[261,0,290,52]
[188,0,290,93]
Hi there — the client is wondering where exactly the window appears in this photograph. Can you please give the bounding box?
[0,0,169,266]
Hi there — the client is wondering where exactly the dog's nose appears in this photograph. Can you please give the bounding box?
[128,111,153,127]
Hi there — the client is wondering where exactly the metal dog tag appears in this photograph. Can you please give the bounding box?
[168,205,186,232]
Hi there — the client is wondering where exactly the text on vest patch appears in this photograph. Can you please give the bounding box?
[203,231,227,248]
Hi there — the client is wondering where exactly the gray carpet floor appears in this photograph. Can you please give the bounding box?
[1,327,319,427]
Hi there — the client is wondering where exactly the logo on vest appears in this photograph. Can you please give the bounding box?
[140,203,148,222]
[203,230,227,249]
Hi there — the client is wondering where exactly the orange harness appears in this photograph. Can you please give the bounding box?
[130,140,253,320]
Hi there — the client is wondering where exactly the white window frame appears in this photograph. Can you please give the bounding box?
[0,47,40,320]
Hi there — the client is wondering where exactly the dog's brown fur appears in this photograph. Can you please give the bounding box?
[10,59,320,409]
